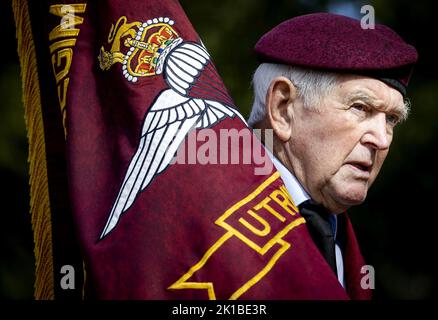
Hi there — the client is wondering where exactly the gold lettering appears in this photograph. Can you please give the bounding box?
[57,77,69,111]
[238,210,271,237]
[270,188,297,216]
[52,48,73,83]
[50,38,76,54]
[48,4,86,137]
[49,4,87,40]
[254,197,286,222]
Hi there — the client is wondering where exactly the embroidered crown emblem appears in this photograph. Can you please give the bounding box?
[98,16,180,82]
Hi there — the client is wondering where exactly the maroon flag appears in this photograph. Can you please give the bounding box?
[14,0,370,299]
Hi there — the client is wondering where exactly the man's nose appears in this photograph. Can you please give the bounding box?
[360,113,391,150]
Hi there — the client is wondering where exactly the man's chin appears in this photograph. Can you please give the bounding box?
[333,183,369,209]
[341,191,368,207]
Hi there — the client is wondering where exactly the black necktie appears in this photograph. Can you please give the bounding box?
[298,200,337,275]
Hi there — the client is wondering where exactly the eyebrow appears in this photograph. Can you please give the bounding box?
[343,90,408,121]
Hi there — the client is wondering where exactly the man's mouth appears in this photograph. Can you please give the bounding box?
[345,161,372,176]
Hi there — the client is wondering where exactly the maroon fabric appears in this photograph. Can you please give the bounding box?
[255,13,418,90]
[340,213,373,300]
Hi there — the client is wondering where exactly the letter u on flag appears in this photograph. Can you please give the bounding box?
[14,0,352,299]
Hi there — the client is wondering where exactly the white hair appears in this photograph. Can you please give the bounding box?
[248,63,339,127]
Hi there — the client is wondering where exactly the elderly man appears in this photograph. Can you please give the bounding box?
[248,13,417,295]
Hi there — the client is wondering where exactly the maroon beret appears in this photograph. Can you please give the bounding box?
[255,13,418,96]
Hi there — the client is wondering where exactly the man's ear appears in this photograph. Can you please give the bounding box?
[265,76,298,142]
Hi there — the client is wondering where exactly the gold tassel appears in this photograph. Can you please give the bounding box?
[12,0,55,300]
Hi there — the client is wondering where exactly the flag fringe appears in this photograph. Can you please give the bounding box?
[12,0,55,300]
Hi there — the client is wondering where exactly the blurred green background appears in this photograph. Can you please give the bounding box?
[1,0,437,299]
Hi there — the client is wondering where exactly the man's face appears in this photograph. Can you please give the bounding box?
[286,75,406,213]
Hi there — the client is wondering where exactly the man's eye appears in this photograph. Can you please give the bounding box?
[351,103,367,112]
[386,114,399,126]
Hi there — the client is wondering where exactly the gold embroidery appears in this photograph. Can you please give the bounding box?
[98,16,179,80]
[169,172,306,299]
[49,4,87,136]
[48,4,86,40]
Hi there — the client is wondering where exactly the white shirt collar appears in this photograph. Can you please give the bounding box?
[267,151,310,207]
